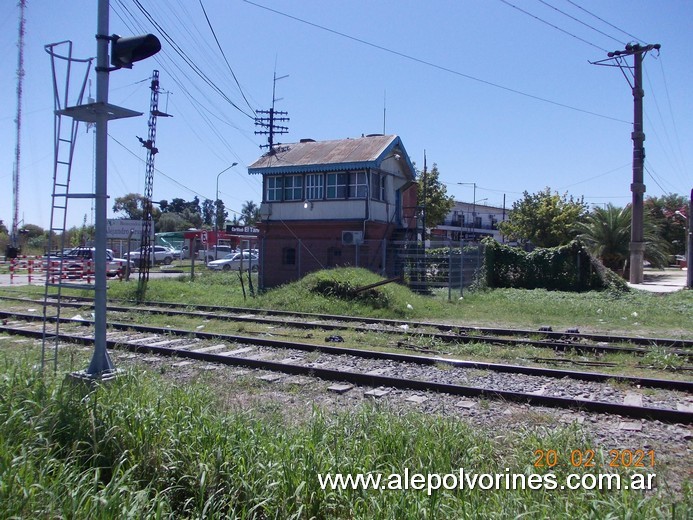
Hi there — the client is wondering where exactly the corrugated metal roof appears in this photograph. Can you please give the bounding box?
[247,134,415,178]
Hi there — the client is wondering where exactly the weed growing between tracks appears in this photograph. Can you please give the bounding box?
[2,267,691,337]
[0,342,690,519]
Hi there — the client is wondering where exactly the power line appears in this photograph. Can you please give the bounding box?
[109,133,211,201]
[563,0,645,43]
[535,0,625,46]
[132,0,256,120]
[109,133,259,214]
[644,163,671,195]
[498,0,608,52]
[656,57,690,181]
[198,0,255,113]
[242,0,630,125]
[112,1,259,162]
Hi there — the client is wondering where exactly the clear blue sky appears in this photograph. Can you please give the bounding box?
[1,0,691,230]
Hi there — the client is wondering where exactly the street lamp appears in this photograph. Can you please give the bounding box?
[215,163,238,232]
[457,183,477,239]
[473,198,489,233]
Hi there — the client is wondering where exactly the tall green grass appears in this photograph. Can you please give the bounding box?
[0,352,688,519]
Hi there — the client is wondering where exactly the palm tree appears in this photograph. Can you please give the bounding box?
[576,204,670,277]
[240,200,260,226]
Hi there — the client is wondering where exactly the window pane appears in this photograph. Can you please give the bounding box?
[266,176,283,202]
[283,175,302,201]
[306,174,324,200]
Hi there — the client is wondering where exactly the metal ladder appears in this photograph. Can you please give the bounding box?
[41,41,94,372]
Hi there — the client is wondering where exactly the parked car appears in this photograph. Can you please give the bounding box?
[125,245,175,266]
[51,247,133,277]
[207,251,259,272]
[199,245,236,263]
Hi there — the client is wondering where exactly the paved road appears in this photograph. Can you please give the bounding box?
[0,269,184,288]
[1,266,689,293]
[627,267,689,293]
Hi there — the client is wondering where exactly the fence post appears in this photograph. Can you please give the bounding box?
[460,239,465,298]
[298,239,302,279]
[448,245,452,301]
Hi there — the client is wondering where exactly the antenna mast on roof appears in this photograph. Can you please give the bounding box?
[255,71,289,154]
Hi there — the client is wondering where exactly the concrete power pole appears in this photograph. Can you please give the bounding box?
[593,43,660,284]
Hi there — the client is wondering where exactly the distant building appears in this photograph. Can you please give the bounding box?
[248,134,418,288]
[430,200,508,243]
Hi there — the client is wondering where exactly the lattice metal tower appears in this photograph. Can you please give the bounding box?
[136,70,170,302]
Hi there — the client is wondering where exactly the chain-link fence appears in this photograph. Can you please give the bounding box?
[259,237,485,298]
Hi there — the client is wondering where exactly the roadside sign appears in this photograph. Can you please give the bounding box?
[106,219,152,240]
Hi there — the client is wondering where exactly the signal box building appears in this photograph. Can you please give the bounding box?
[248,134,418,288]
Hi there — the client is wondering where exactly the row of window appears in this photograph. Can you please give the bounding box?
[265,171,386,202]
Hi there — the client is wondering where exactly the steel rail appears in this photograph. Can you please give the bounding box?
[2,295,691,360]
[2,310,692,393]
[0,319,690,424]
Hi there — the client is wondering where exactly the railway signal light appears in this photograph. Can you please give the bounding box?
[110,34,161,69]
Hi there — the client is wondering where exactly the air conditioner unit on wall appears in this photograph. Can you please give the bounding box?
[342,230,364,245]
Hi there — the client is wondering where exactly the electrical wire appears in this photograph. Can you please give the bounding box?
[656,57,690,181]
[536,0,625,46]
[132,0,256,120]
[644,163,673,195]
[242,0,630,125]
[198,0,255,113]
[112,0,259,166]
[498,0,608,52]
[563,0,646,43]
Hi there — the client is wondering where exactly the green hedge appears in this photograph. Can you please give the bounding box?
[481,239,627,292]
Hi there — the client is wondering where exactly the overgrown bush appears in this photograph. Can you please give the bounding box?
[481,239,627,292]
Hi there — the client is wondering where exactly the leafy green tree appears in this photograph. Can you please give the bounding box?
[419,163,454,239]
[240,200,260,226]
[113,193,145,220]
[202,199,215,227]
[499,188,587,247]
[214,200,227,231]
[113,193,161,226]
[181,208,202,229]
[20,223,45,239]
[165,198,187,214]
[645,194,688,255]
[158,212,193,232]
[576,204,670,275]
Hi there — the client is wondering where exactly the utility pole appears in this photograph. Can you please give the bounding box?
[592,43,660,284]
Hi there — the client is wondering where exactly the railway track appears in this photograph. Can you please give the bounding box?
[2,295,692,362]
[1,310,691,424]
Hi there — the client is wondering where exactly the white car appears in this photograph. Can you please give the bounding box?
[126,245,174,265]
[207,252,259,272]
[199,245,235,263]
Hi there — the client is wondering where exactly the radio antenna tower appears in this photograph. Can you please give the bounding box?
[254,71,289,155]
[10,0,27,255]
